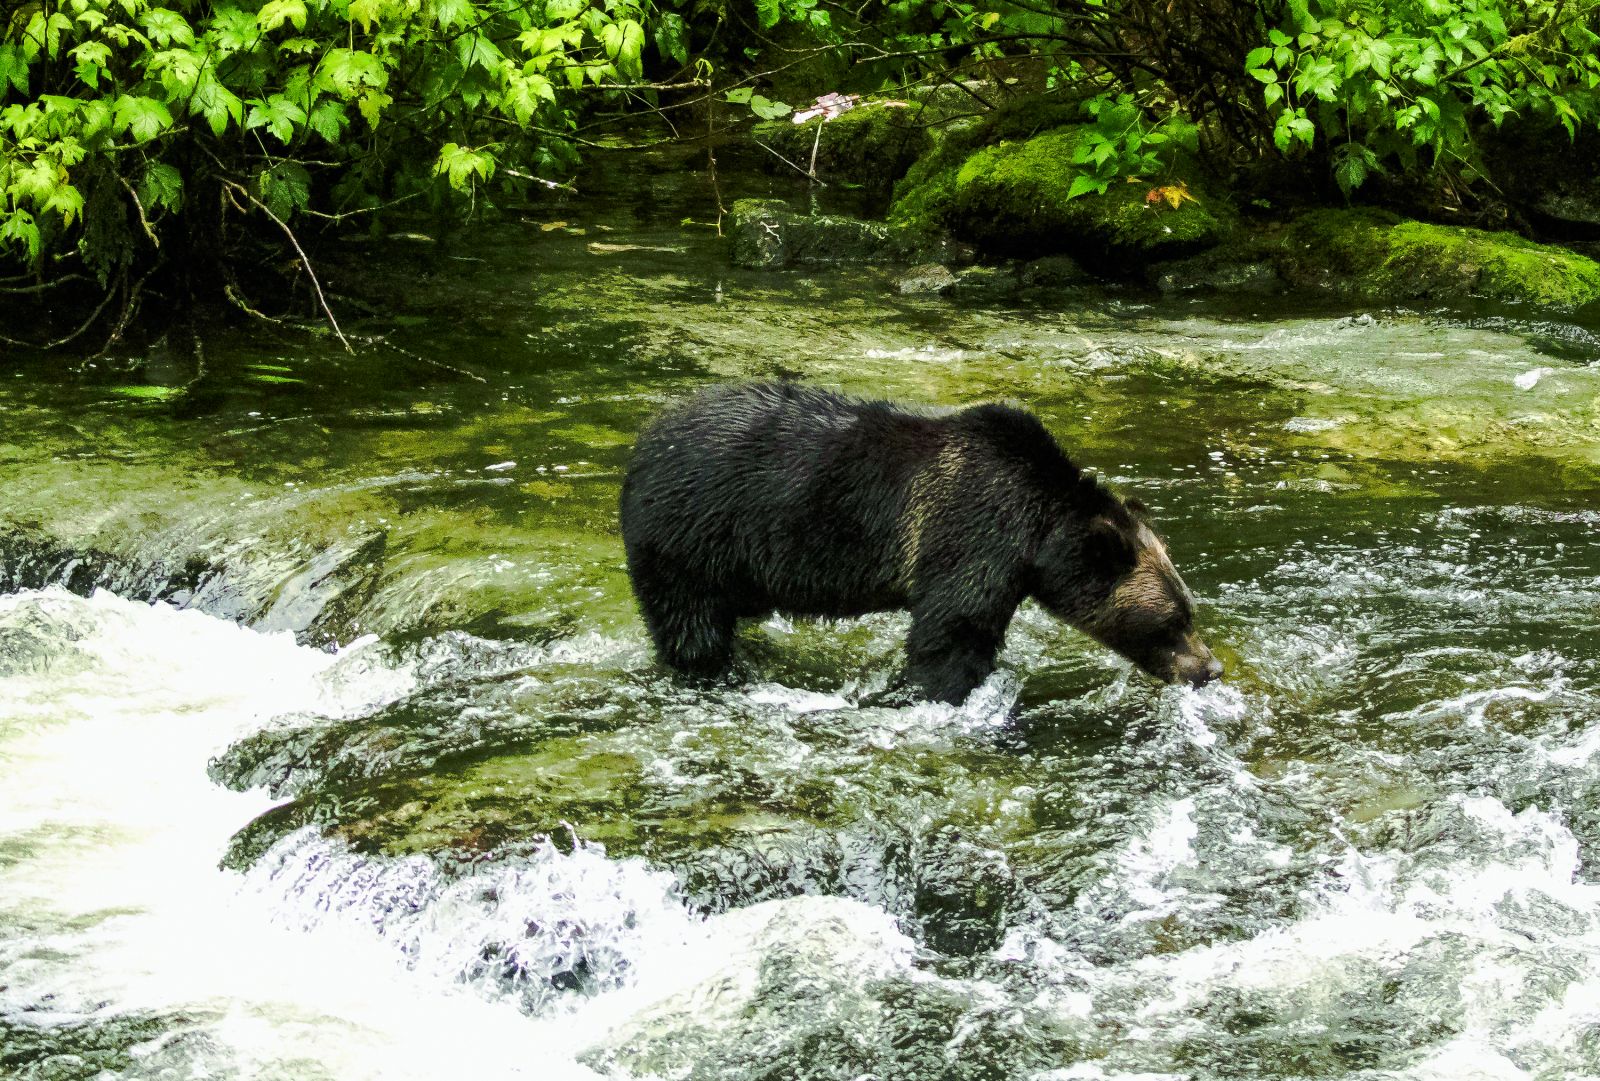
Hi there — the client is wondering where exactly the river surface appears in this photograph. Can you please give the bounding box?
[3,193,1600,1080]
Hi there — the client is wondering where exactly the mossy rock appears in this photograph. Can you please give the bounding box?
[891,125,1229,266]
[730,198,969,270]
[752,102,932,199]
[887,95,1085,237]
[1277,208,1600,310]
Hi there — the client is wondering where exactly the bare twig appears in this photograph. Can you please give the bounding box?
[752,140,827,184]
[118,174,160,248]
[216,175,354,353]
[500,168,578,192]
[0,273,89,294]
[90,262,158,359]
[39,272,122,350]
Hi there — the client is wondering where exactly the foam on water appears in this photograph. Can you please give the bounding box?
[0,589,635,1079]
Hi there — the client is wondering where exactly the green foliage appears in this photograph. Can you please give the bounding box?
[1068,93,1199,198]
[1243,0,1600,193]
[0,0,706,292]
[726,86,791,121]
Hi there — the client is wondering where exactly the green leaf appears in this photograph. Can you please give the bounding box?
[307,100,348,142]
[435,141,496,189]
[140,162,184,211]
[356,89,391,127]
[0,210,41,262]
[545,0,585,19]
[0,44,28,95]
[71,40,111,88]
[319,48,389,97]
[349,0,385,31]
[139,8,193,46]
[257,0,308,32]
[112,95,174,141]
[1066,173,1102,199]
[43,182,84,227]
[247,94,307,142]
[749,94,790,120]
[755,0,780,30]
[1245,46,1272,70]
[209,5,261,54]
[655,13,687,66]
[430,0,474,27]
[256,160,311,219]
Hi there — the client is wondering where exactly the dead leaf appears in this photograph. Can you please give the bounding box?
[1145,181,1198,210]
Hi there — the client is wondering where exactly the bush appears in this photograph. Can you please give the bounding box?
[1243,0,1600,196]
[0,0,694,343]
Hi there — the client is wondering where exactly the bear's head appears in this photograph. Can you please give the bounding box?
[1028,489,1222,688]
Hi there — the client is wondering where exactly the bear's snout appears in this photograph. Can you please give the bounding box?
[1172,644,1223,688]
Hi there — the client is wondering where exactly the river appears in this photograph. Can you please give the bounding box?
[3,197,1599,1080]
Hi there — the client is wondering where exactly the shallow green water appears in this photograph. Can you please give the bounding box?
[3,203,1600,1080]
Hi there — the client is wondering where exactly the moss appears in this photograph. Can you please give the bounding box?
[886,159,962,237]
[907,125,1227,263]
[887,93,1124,239]
[752,102,931,197]
[1278,208,1600,310]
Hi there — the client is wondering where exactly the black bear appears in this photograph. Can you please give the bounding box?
[620,382,1221,704]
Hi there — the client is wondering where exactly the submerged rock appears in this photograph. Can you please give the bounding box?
[947,264,1022,301]
[730,199,967,270]
[584,895,914,1076]
[1021,254,1093,288]
[1151,253,1286,297]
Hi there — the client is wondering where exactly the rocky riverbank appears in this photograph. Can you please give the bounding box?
[726,95,1600,315]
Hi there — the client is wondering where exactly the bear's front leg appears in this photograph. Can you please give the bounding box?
[902,606,1009,705]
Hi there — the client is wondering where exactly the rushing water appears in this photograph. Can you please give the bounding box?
[4,192,1600,1079]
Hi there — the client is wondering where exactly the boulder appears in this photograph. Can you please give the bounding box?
[752,101,932,199]
[1275,208,1600,311]
[890,125,1230,266]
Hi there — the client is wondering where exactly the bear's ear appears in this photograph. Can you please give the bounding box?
[1086,515,1137,567]
[1125,497,1148,518]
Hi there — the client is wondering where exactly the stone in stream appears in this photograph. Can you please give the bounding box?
[894,263,957,294]
[729,199,970,270]
[620,382,1223,705]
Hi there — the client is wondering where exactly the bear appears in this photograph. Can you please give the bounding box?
[619,382,1221,704]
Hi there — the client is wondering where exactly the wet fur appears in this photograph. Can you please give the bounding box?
[620,382,1196,703]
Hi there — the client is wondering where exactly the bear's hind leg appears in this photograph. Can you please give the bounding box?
[640,587,736,679]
